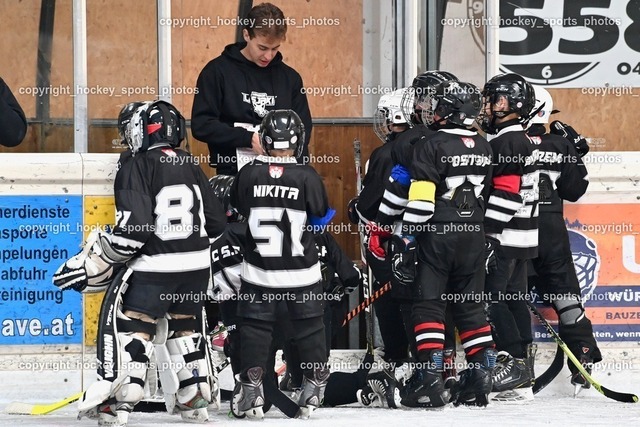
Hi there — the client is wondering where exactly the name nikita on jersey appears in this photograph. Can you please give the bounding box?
[253,185,299,199]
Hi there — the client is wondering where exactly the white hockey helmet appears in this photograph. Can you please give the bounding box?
[373,88,409,142]
[530,85,557,125]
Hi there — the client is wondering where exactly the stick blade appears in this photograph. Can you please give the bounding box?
[4,401,37,415]
[601,386,639,403]
[5,392,83,415]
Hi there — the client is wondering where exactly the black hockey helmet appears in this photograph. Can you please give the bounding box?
[259,109,305,157]
[117,102,146,147]
[401,70,459,126]
[126,100,187,154]
[477,73,536,134]
[428,81,482,129]
[209,174,242,222]
[146,100,187,148]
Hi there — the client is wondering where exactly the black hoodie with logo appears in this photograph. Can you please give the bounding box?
[191,42,312,175]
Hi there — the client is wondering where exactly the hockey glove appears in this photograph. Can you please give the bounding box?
[550,120,590,157]
[365,222,392,261]
[326,276,345,299]
[343,265,363,295]
[347,197,360,225]
[53,230,130,293]
[390,164,411,187]
[484,235,500,275]
[389,234,417,287]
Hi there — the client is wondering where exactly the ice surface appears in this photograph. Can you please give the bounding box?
[1,349,638,426]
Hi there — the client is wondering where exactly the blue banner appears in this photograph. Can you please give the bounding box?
[0,196,83,345]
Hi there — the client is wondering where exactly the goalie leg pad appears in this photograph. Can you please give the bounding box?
[166,333,212,409]
[78,333,154,413]
[79,269,156,414]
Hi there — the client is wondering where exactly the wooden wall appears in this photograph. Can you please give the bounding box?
[1,0,639,260]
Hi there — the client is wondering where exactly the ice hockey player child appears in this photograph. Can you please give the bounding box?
[52,100,227,426]
[229,109,332,419]
[208,174,245,379]
[367,72,462,399]
[348,89,413,409]
[207,174,366,411]
[526,86,602,395]
[395,80,497,408]
[477,73,539,402]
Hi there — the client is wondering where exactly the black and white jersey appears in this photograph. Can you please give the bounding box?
[485,122,540,259]
[403,129,493,232]
[112,147,227,281]
[357,141,396,223]
[210,222,246,302]
[230,156,329,289]
[527,124,588,213]
[377,126,436,226]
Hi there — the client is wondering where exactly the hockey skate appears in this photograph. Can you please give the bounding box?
[231,367,265,419]
[569,342,595,397]
[173,391,209,423]
[296,367,330,418]
[490,352,533,403]
[92,402,134,427]
[209,322,227,352]
[365,369,401,409]
[443,348,457,389]
[450,348,496,407]
[400,351,450,408]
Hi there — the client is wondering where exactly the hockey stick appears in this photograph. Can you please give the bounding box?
[134,361,300,417]
[4,391,83,415]
[353,138,375,354]
[341,281,391,327]
[533,345,564,395]
[527,301,639,403]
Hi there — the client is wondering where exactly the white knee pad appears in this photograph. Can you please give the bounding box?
[166,333,212,407]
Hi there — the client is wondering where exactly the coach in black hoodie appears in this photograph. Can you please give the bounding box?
[191,3,312,175]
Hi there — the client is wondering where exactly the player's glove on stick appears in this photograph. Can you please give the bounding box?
[484,235,500,275]
[389,234,417,286]
[550,120,589,157]
[343,266,364,295]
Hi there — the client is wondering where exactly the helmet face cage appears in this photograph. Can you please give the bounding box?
[373,107,391,142]
[127,102,152,154]
[403,70,459,126]
[477,73,535,133]
[400,87,417,126]
[118,102,146,147]
[374,88,409,142]
[259,109,305,158]
[428,81,482,128]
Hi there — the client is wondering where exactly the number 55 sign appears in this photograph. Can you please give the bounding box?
[491,0,640,87]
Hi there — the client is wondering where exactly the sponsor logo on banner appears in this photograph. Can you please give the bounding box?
[533,203,640,341]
